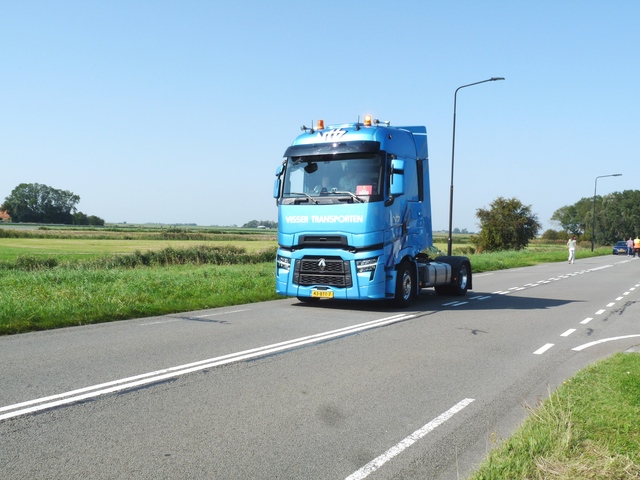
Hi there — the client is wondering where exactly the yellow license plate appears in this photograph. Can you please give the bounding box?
[311,290,334,298]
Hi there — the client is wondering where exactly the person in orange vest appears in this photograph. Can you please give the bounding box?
[634,236,640,257]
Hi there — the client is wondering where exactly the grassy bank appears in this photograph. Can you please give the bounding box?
[0,245,280,335]
[469,352,640,479]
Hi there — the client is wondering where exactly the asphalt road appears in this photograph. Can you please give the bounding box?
[1,255,639,479]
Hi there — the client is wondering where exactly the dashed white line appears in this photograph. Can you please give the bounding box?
[534,343,554,355]
[560,329,576,337]
[580,317,593,324]
[443,301,469,307]
[345,398,475,480]
[595,309,606,315]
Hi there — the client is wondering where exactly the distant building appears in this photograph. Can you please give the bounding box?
[0,210,10,221]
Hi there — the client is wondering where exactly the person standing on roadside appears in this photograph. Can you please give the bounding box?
[567,235,577,264]
[634,236,640,258]
[627,237,634,257]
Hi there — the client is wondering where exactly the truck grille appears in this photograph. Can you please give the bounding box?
[294,256,352,287]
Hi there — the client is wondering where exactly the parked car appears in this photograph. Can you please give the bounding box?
[612,241,629,255]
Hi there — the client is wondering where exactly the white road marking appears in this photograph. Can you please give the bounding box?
[606,303,616,307]
[580,317,593,324]
[345,398,475,480]
[573,335,640,351]
[560,329,576,337]
[449,301,469,307]
[533,343,554,355]
[595,309,606,315]
[0,314,415,422]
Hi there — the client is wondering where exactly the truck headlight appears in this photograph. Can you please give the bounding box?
[356,257,378,274]
[277,255,291,271]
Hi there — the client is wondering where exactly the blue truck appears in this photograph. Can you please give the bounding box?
[273,115,472,307]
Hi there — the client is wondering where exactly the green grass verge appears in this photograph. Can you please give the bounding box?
[469,352,640,479]
[469,247,611,273]
[0,262,281,335]
[0,244,280,335]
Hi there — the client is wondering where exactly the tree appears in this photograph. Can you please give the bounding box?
[472,197,541,252]
[550,197,592,235]
[242,220,278,229]
[552,190,640,245]
[73,211,105,226]
[1,183,80,224]
[596,190,640,243]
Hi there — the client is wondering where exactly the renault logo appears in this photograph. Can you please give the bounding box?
[318,258,326,270]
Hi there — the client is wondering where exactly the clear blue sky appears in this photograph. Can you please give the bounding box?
[2,1,638,231]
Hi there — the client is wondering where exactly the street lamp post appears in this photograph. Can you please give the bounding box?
[591,173,622,251]
[447,77,505,256]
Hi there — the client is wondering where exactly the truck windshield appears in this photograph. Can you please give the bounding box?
[282,154,383,203]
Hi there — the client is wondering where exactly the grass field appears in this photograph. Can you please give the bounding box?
[0,237,276,262]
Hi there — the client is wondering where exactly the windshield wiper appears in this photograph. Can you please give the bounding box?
[289,192,318,204]
[329,190,365,203]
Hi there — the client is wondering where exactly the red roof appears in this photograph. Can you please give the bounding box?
[0,210,10,220]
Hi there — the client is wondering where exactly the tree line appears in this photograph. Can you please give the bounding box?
[242,220,278,229]
[1,183,104,226]
[3,183,638,252]
[550,190,640,244]
[472,190,640,252]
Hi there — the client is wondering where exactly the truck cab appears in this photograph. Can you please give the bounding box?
[273,116,471,307]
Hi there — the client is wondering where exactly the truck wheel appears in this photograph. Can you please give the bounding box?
[451,262,470,296]
[393,260,414,308]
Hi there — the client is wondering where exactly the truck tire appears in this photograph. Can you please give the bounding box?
[393,260,414,308]
[451,262,470,296]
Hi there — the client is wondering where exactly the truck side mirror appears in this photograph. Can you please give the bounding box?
[390,159,405,196]
[273,165,283,198]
